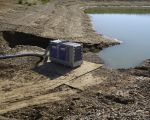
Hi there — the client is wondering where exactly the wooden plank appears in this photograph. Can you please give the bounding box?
[0,61,102,114]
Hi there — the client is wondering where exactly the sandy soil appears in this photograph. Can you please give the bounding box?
[1,60,150,119]
[0,0,150,120]
[0,0,118,45]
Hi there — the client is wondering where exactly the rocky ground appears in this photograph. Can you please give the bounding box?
[0,0,150,120]
[1,59,150,120]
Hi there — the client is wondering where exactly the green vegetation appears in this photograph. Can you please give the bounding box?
[112,102,122,109]
[81,1,150,8]
[18,0,50,5]
[85,8,150,14]
[40,0,50,4]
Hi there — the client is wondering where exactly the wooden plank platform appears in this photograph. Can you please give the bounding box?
[0,61,102,114]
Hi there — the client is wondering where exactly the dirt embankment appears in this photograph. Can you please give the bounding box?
[1,59,150,120]
[0,0,150,120]
[0,0,118,45]
[120,59,150,78]
[0,0,119,53]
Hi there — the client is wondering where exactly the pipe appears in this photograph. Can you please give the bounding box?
[0,46,50,60]
[0,53,44,59]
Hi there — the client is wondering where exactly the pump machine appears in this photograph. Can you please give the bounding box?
[50,40,83,68]
[0,39,83,68]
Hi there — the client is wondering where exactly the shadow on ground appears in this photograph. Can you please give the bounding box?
[2,31,52,48]
[32,62,75,79]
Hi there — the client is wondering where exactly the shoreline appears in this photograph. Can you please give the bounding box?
[85,5,150,70]
[0,1,150,119]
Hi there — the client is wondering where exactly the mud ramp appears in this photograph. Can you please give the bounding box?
[0,61,102,114]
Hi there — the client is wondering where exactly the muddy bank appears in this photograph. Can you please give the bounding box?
[0,0,150,119]
[120,59,150,77]
[0,42,149,119]
[2,60,150,120]
[0,0,118,46]
[0,31,117,54]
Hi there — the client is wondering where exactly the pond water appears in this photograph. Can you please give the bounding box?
[89,13,150,69]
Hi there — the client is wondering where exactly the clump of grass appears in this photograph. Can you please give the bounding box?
[18,0,23,4]
[18,0,37,6]
[85,8,150,14]
[40,0,50,4]
[32,2,37,5]
[18,0,50,5]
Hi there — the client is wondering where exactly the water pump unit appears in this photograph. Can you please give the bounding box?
[50,40,83,68]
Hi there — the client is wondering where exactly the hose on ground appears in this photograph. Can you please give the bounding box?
[0,46,50,61]
[0,53,44,59]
